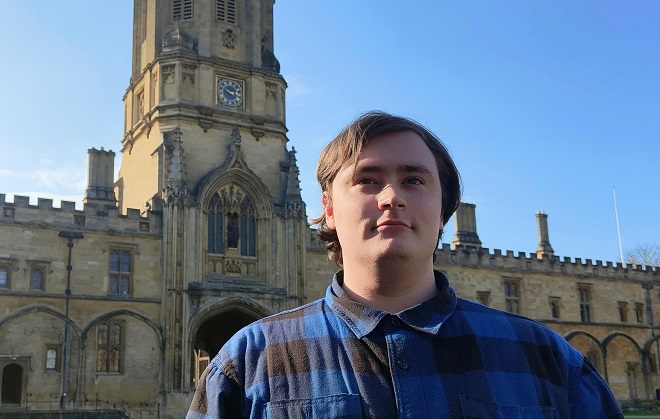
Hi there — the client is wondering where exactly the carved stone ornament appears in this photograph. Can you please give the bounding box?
[198,120,213,133]
[3,207,15,219]
[265,81,278,99]
[225,259,242,274]
[162,65,176,84]
[223,29,236,49]
[221,185,244,215]
[182,64,197,84]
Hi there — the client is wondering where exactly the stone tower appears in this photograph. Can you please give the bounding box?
[117,0,305,398]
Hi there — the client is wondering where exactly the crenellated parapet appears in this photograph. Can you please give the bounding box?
[435,243,658,283]
[0,193,161,235]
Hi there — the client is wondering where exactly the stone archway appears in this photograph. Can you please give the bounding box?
[191,309,262,387]
[1,363,22,405]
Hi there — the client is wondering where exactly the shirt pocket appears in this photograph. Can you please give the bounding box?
[460,396,559,419]
[263,393,362,419]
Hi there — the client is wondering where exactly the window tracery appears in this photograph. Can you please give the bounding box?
[207,185,256,257]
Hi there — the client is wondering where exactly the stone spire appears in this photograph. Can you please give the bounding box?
[284,147,304,219]
[83,148,117,207]
[285,148,302,200]
[536,211,554,258]
[452,203,482,248]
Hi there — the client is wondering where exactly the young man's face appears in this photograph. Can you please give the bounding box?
[323,131,444,267]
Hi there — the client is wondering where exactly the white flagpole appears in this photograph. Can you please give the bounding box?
[613,187,625,266]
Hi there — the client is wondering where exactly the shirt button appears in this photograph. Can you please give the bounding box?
[390,317,401,327]
[397,359,410,370]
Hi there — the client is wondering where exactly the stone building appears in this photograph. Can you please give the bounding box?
[0,0,658,417]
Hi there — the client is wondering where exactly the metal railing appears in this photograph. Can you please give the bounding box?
[1,393,160,419]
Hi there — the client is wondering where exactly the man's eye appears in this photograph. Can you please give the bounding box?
[405,177,424,185]
[357,178,376,185]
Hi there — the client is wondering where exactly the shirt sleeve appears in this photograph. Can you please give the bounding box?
[186,362,243,419]
[570,358,624,419]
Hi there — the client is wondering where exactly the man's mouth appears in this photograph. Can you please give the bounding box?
[375,220,410,229]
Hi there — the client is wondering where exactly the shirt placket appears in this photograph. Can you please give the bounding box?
[384,315,425,419]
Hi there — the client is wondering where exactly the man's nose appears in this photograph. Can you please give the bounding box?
[377,185,406,210]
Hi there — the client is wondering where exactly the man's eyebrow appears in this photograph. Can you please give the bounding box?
[354,164,433,175]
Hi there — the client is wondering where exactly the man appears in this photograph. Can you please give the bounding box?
[187,112,623,418]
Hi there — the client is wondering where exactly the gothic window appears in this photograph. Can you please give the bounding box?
[227,214,239,248]
[97,322,123,373]
[476,291,490,307]
[216,0,236,24]
[31,268,44,291]
[240,198,256,256]
[549,297,561,320]
[618,302,628,322]
[635,303,644,323]
[109,250,131,296]
[578,284,592,323]
[503,279,520,314]
[173,0,193,21]
[207,186,256,257]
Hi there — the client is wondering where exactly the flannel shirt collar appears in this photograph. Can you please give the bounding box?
[327,270,457,339]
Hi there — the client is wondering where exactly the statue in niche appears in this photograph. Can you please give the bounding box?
[227,214,239,248]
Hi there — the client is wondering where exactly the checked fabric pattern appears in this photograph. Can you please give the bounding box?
[187,271,623,419]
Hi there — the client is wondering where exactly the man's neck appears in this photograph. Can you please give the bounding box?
[340,259,437,313]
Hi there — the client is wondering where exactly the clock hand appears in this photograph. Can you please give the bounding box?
[225,88,236,97]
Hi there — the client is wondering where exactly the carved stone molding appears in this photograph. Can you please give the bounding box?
[162,64,176,83]
[225,259,241,274]
[182,64,197,84]
[265,81,278,99]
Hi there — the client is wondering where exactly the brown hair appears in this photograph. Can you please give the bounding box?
[311,111,462,265]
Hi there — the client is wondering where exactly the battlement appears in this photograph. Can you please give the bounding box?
[436,243,658,282]
[0,193,160,235]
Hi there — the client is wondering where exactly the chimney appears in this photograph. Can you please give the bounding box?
[452,203,482,248]
[83,148,117,207]
[536,211,554,258]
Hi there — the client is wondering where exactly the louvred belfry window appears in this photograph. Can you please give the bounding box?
[216,0,236,24]
[173,0,193,21]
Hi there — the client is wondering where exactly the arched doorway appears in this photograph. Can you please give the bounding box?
[1,363,23,405]
[192,309,261,386]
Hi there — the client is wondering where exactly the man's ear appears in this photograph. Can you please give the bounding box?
[322,192,336,230]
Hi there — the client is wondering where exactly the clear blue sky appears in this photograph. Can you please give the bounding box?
[1,1,659,265]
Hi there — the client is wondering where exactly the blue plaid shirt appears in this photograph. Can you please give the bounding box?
[187,271,623,418]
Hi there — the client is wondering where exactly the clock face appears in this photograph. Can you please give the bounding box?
[217,78,243,107]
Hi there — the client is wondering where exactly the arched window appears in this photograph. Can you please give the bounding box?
[109,250,131,296]
[207,186,256,257]
[97,322,123,373]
